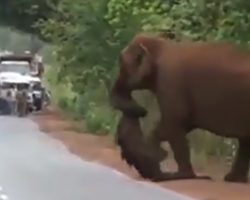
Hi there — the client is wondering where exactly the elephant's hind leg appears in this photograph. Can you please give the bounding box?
[224,139,250,183]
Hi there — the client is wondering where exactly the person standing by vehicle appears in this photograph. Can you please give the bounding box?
[15,85,28,117]
[34,55,44,78]
[0,89,8,115]
[10,87,17,115]
[6,88,16,115]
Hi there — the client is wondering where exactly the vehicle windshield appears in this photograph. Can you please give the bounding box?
[0,61,31,75]
[0,83,15,89]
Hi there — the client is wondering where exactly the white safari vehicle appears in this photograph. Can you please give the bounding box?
[0,54,46,115]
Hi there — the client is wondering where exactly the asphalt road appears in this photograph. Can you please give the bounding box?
[0,116,194,200]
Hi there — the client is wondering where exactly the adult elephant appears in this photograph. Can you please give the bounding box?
[110,33,250,183]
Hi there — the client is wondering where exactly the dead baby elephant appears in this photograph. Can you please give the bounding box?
[110,32,250,183]
[116,114,210,181]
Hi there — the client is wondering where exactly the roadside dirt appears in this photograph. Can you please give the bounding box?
[32,107,250,200]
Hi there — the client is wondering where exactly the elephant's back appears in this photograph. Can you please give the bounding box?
[155,40,250,138]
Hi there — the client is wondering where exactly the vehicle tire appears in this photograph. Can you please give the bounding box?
[34,98,42,111]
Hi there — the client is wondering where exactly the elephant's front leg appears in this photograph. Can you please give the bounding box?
[157,123,211,180]
[167,125,194,176]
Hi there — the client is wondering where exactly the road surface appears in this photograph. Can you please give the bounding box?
[0,116,194,200]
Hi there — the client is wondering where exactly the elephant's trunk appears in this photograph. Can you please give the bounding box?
[110,73,147,118]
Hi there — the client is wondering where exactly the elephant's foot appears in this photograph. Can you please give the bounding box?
[224,172,248,183]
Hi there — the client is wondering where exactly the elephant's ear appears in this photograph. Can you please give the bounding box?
[132,43,148,66]
[136,43,153,79]
[139,43,149,55]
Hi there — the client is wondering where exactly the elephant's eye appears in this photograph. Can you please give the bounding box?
[135,53,143,65]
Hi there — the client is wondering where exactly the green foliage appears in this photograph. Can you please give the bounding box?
[0,0,59,38]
